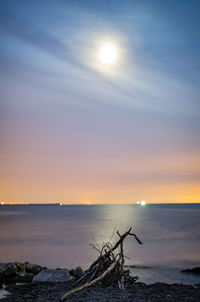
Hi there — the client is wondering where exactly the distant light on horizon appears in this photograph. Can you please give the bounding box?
[1,202,5,206]
[137,200,147,206]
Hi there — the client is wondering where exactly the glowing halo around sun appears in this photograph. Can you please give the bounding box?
[98,43,118,65]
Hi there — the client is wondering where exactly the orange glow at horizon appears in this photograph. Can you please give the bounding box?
[1,182,200,204]
[1,138,199,204]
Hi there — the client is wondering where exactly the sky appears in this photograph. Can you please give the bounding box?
[0,0,200,204]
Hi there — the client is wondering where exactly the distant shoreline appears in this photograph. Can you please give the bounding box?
[1,203,200,206]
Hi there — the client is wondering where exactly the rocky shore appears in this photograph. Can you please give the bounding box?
[0,263,200,301]
[0,262,84,286]
[0,262,46,285]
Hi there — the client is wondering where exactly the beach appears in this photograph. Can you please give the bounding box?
[1,280,200,302]
[1,262,200,301]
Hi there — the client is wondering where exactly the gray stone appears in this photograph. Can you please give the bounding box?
[33,269,73,283]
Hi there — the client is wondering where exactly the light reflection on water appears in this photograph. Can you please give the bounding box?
[0,204,200,283]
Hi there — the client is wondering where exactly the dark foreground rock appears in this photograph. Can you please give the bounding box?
[0,270,3,288]
[25,262,45,274]
[0,262,46,284]
[181,267,200,275]
[69,266,85,280]
[1,281,200,302]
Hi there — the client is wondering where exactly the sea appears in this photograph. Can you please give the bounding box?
[0,203,200,284]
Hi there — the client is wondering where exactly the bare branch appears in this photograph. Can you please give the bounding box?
[61,257,120,301]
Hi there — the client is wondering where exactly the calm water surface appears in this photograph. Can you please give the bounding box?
[0,204,200,284]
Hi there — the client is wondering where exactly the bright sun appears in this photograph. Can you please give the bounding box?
[98,43,118,64]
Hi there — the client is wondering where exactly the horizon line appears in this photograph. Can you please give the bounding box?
[1,202,200,206]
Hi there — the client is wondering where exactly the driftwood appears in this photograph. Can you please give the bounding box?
[61,257,119,301]
[61,227,142,300]
[88,227,142,272]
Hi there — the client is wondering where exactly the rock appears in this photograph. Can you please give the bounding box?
[3,263,18,277]
[15,262,25,272]
[25,262,43,274]
[33,269,74,283]
[0,264,7,272]
[15,273,35,283]
[0,269,3,288]
[2,263,17,284]
[181,267,200,275]
[3,273,35,284]
[0,262,46,284]
[69,266,85,279]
